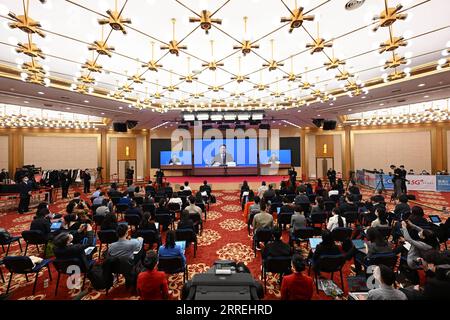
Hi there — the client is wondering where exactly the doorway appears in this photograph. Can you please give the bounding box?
[117,160,137,182]
[316,157,334,179]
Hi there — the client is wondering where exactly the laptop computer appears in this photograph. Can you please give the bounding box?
[348,292,369,300]
[84,247,95,255]
[50,222,62,231]
[429,215,442,225]
[352,239,366,250]
[176,240,186,252]
[276,207,281,215]
[309,237,322,251]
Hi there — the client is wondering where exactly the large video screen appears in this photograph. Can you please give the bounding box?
[160,151,192,165]
[194,138,257,167]
[259,150,291,165]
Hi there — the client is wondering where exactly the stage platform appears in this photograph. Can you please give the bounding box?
[166,175,288,190]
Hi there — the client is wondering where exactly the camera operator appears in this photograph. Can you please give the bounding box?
[390,165,403,199]
[400,165,408,194]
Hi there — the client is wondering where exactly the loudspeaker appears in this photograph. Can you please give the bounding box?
[322,120,337,130]
[126,120,138,129]
[113,122,127,132]
[312,118,324,128]
[259,123,270,130]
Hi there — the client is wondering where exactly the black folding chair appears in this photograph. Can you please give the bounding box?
[125,214,141,231]
[311,254,346,293]
[343,211,358,227]
[277,212,293,230]
[331,227,353,242]
[135,230,160,251]
[158,256,188,283]
[21,230,48,256]
[3,256,52,295]
[53,258,94,296]
[261,256,292,292]
[376,226,392,241]
[289,227,315,250]
[196,202,207,221]
[156,214,175,231]
[253,228,273,257]
[97,230,119,258]
[0,231,22,256]
[93,214,105,233]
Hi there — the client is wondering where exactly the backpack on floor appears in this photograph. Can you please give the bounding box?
[87,264,113,290]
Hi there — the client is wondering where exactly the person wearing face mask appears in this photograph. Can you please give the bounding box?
[18,176,32,214]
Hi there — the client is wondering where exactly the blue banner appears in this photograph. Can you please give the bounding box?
[437,175,450,192]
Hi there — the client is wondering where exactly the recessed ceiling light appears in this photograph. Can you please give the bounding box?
[361,96,366,99]
[329,103,334,106]
[418,83,425,87]
[10,88,15,91]
[101,112,105,115]
[348,108,352,111]
[424,95,429,98]
[23,101,29,104]
[37,91,44,95]
[379,103,384,106]
[84,100,89,103]
[317,114,320,117]
[118,106,123,109]
[66,107,71,110]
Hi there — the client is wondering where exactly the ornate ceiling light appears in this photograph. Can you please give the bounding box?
[379,35,407,53]
[372,1,407,32]
[283,56,301,82]
[336,69,353,81]
[119,81,133,93]
[299,67,313,89]
[230,56,249,83]
[270,78,285,98]
[161,18,187,56]
[324,48,345,70]
[383,69,407,82]
[82,54,103,73]
[8,0,46,38]
[189,8,222,34]
[98,0,131,35]
[73,83,90,94]
[190,92,205,99]
[21,58,44,75]
[23,73,48,86]
[180,57,198,82]
[164,71,179,92]
[142,42,162,72]
[280,0,315,33]
[202,40,224,71]
[233,17,259,56]
[128,72,145,84]
[383,53,407,69]
[77,73,96,85]
[306,22,332,54]
[16,40,45,59]
[88,26,115,57]
[152,80,164,99]
[262,39,284,71]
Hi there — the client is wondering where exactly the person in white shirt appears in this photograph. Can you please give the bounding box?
[186,195,202,215]
[183,181,192,192]
[367,265,407,300]
[258,181,268,198]
[327,207,346,231]
[168,192,183,207]
[91,187,101,199]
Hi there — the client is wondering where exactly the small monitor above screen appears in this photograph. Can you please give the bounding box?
[259,150,291,165]
[160,151,192,166]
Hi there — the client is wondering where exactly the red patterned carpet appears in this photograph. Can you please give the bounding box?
[0,186,448,300]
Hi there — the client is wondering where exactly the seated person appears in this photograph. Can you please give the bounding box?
[262,227,290,260]
[327,208,346,231]
[137,250,169,300]
[95,199,110,216]
[138,212,159,233]
[100,213,118,231]
[91,187,102,199]
[30,208,51,238]
[164,183,173,197]
[263,185,276,202]
[393,194,411,220]
[125,200,143,219]
[240,181,250,203]
[185,195,202,216]
[367,265,407,300]
[310,197,325,216]
[53,232,93,271]
[199,180,212,197]
[247,196,261,225]
[328,184,339,198]
[183,181,191,192]
[168,192,183,207]
[108,224,144,264]
[353,227,394,274]
[294,185,310,205]
[144,181,156,196]
[252,201,274,232]
[371,207,389,228]
[134,186,146,198]
[158,230,186,266]
[258,181,268,199]
[92,192,105,206]
[290,206,307,232]
[311,230,341,271]
[281,254,313,300]
[155,198,173,230]
[243,191,255,221]
[339,195,357,213]
[177,210,195,232]
[118,194,132,207]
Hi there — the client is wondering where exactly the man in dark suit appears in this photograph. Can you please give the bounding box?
[288,167,297,187]
[155,169,164,186]
[126,166,134,187]
[60,170,71,199]
[18,176,32,214]
[82,169,91,194]
[212,144,234,165]
[327,168,336,186]
[400,165,407,194]
[262,227,291,259]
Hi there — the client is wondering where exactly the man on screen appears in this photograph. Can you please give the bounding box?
[168,153,182,165]
[212,144,234,166]
[267,152,280,164]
